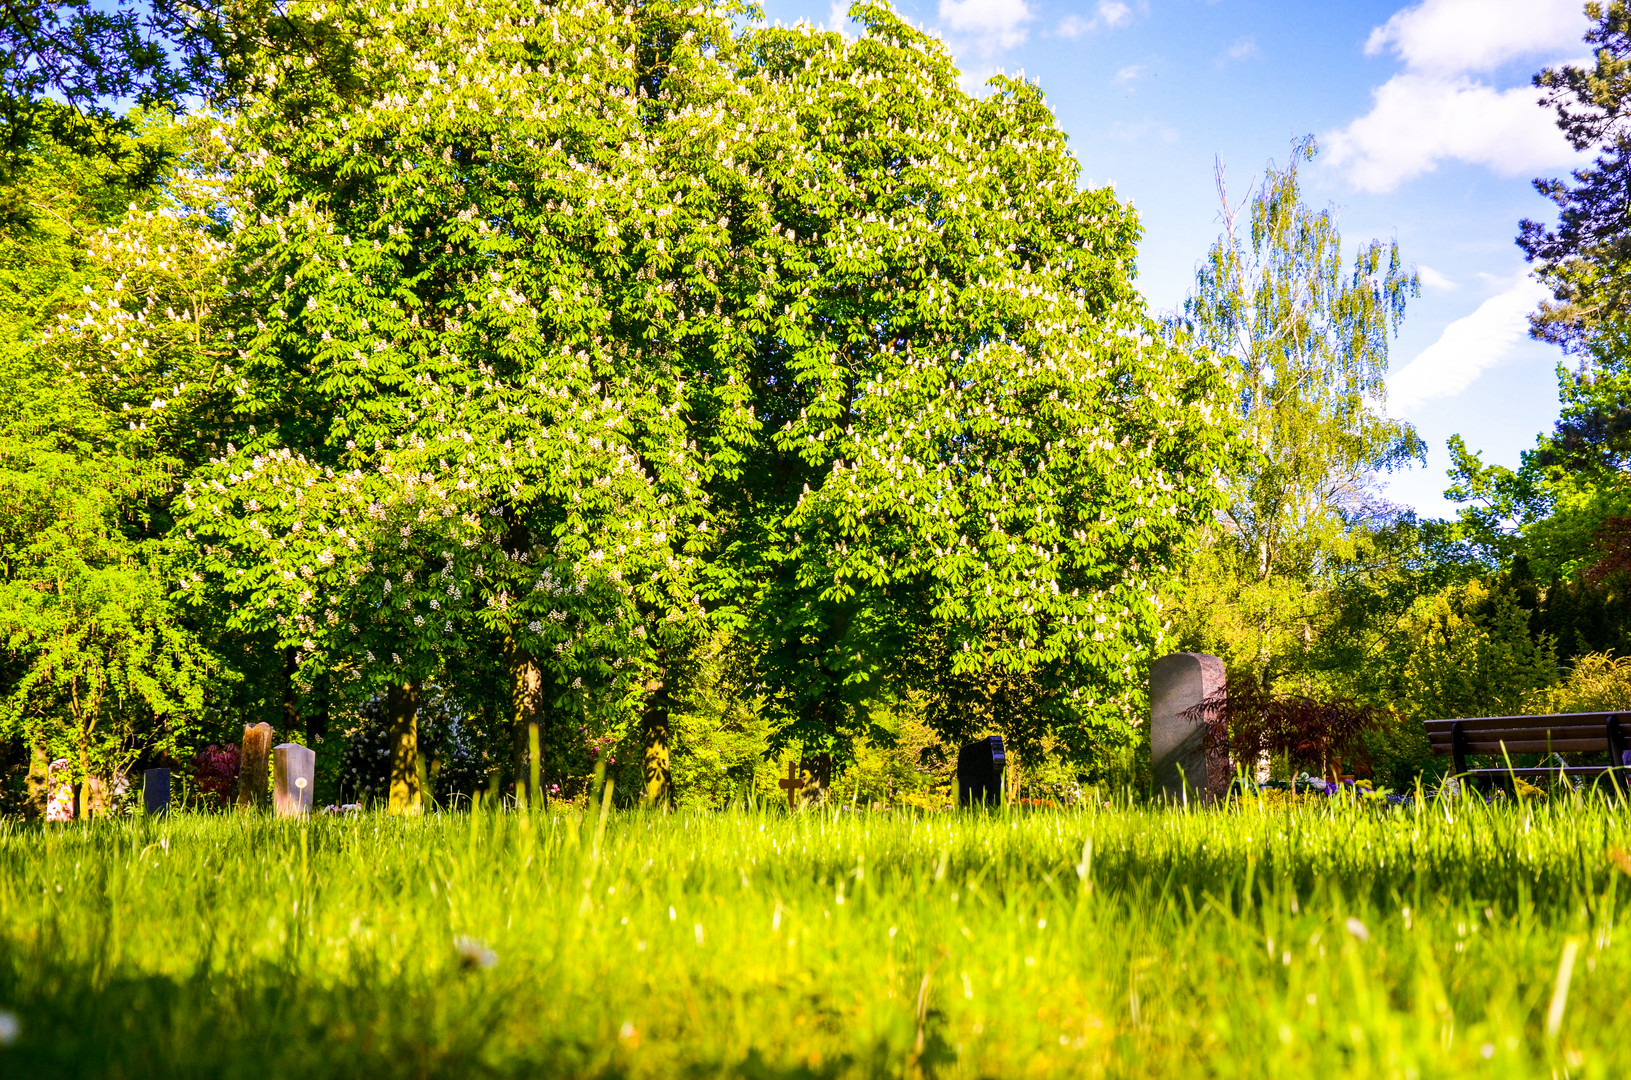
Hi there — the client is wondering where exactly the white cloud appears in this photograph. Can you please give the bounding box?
[1365,0,1588,76]
[1057,1,1133,39]
[1388,278,1550,413]
[1325,73,1578,192]
[1416,265,1458,291]
[825,0,857,38]
[957,64,1004,96]
[1223,36,1258,63]
[1056,14,1092,38]
[1108,119,1178,144]
[1113,63,1145,89]
[1327,0,1589,191]
[1096,0,1132,27]
[939,0,1033,49]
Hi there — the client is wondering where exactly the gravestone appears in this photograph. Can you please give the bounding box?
[778,760,806,810]
[1150,652,1228,801]
[273,743,316,817]
[82,776,109,819]
[45,759,73,822]
[237,722,274,811]
[143,768,171,817]
[957,735,1006,807]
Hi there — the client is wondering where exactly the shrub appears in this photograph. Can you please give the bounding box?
[1532,652,1631,714]
[192,744,240,809]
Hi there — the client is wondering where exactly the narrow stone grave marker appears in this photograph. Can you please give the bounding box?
[273,744,316,817]
[237,722,274,811]
[143,769,170,817]
[82,776,110,819]
[1150,652,1227,802]
[778,761,806,810]
[958,735,1006,807]
[46,759,73,822]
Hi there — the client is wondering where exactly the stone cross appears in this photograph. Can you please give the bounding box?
[143,768,171,817]
[778,761,806,810]
[1149,652,1228,802]
[237,722,275,811]
[45,759,73,822]
[273,743,316,817]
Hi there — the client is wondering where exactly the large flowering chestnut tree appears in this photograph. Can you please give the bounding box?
[173,0,1235,803]
[708,9,1236,779]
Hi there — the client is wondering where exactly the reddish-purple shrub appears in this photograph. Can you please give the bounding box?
[1183,675,1381,783]
[193,744,241,808]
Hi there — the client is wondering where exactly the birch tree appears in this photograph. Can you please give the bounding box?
[1168,139,1422,687]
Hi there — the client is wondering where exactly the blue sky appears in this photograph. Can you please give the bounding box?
[758,0,1593,519]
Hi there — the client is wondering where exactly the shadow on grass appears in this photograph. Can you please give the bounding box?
[0,950,940,1080]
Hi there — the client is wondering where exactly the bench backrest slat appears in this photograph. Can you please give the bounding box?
[1423,712,1622,733]
[1427,724,1606,742]
[1424,712,1630,767]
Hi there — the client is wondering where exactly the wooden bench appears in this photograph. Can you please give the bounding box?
[1425,711,1631,787]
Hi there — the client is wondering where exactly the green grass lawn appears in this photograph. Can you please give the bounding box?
[1,792,1627,1078]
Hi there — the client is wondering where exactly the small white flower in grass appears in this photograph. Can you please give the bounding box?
[0,1009,16,1045]
[619,1021,637,1040]
[454,935,497,970]
[1344,917,1369,943]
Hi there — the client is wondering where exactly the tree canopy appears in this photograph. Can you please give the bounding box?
[0,0,1247,810]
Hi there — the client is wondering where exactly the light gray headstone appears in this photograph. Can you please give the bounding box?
[143,768,170,817]
[273,743,316,817]
[1150,652,1226,801]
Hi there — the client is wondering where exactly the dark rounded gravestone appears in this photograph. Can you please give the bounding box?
[957,735,1006,807]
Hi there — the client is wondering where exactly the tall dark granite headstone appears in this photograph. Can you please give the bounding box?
[957,735,1006,807]
[143,768,170,817]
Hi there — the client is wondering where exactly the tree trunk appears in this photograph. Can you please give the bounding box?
[76,742,89,820]
[23,741,48,818]
[507,636,547,807]
[800,695,836,798]
[282,646,302,745]
[1005,741,1020,806]
[311,672,330,743]
[642,673,673,806]
[387,681,422,815]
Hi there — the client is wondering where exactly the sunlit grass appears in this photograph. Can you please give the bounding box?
[1,792,1628,1077]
